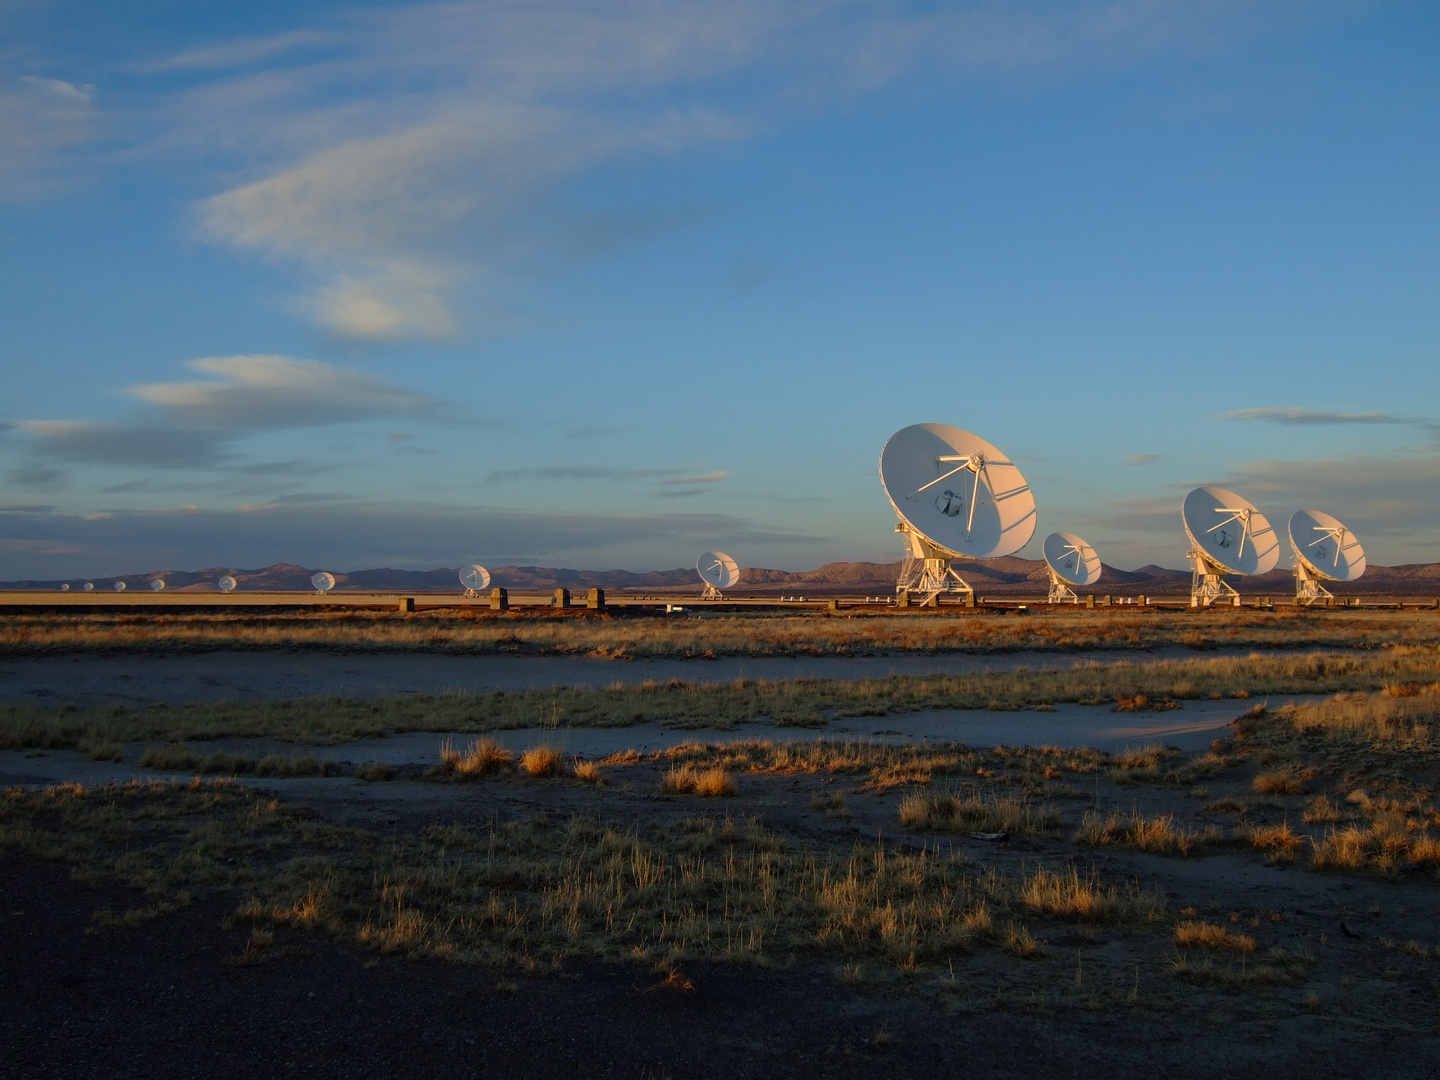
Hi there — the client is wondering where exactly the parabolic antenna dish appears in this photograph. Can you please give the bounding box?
[150,578,165,591]
[113,581,126,592]
[460,564,491,593]
[879,424,1036,559]
[60,583,70,592]
[1181,486,1280,576]
[311,571,336,593]
[217,575,238,593]
[83,582,94,592]
[1043,532,1102,587]
[1289,510,1366,583]
[697,551,740,591]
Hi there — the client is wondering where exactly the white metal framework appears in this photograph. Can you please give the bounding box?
[1293,559,1333,606]
[894,522,973,605]
[1189,548,1240,607]
[1046,566,1078,604]
[701,582,724,601]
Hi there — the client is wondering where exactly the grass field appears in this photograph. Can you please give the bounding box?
[3,648,1440,749]
[3,606,1440,657]
[6,681,1440,1029]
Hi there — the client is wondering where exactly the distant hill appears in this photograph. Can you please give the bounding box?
[4,558,1436,596]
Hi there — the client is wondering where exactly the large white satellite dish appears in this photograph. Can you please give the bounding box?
[311,571,336,594]
[150,578,165,591]
[460,564,491,597]
[218,575,238,593]
[1288,510,1366,606]
[1042,531,1101,604]
[83,582,94,592]
[1181,486,1279,607]
[879,423,1037,603]
[113,581,126,592]
[697,551,739,600]
[60,583,71,592]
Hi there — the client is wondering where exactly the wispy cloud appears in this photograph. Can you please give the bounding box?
[1224,406,1440,429]
[0,75,97,196]
[483,465,728,496]
[7,355,432,481]
[152,0,1302,338]
[1123,453,1161,466]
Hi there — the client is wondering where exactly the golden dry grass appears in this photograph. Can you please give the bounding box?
[1073,811,1210,857]
[1252,770,1303,796]
[899,789,1060,836]
[659,764,737,797]
[8,607,1440,658]
[519,744,564,777]
[4,648,1440,751]
[1,779,1169,974]
[437,736,512,777]
[572,759,604,784]
[1174,920,1257,953]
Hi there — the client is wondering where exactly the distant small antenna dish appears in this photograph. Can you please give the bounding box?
[1288,510,1366,606]
[60,583,71,592]
[1042,532,1101,604]
[113,581,127,592]
[217,575,238,593]
[459,564,491,597]
[311,571,336,594]
[696,551,739,600]
[879,423,1037,604]
[150,578,165,591]
[1181,486,1280,607]
[83,582,94,592]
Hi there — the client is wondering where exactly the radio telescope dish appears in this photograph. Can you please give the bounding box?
[1043,532,1101,604]
[697,551,739,600]
[83,582,94,592]
[113,581,127,592]
[1181,486,1279,607]
[60,583,70,592]
[150,578,165,591]
[1288,510,1366,606]
[459,564,491,597]
[879,423,1036,603]
[217,575,238,593]
[311,571,336,594]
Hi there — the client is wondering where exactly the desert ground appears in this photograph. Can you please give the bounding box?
[4,606,1440,1078]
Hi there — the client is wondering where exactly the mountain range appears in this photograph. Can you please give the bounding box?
[5,558,1438,596]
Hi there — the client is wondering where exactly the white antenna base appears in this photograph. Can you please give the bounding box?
[1189,549,1241,607]
[895,522,972,604]
[1046,567,1078,604]
[1293,560,1333,606]
[701,584,724,601]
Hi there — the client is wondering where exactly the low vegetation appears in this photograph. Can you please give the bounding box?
[6,607,1440,658]
[4,649,1440,751]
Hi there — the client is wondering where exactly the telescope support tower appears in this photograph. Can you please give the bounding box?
[1189,549,1240,608]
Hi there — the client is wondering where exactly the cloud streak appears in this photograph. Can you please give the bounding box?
[159,0,1304,338]
[8,355,432,479]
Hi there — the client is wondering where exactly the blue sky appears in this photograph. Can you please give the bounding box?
[2,0,1438,578]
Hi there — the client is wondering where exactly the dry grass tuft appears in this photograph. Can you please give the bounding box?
[438,736,512,778]
[1003,923,1047,958]
[810,791,850,818]
[572,759,604,784]
[355,761,395,782]
[1173,920,1257,953]
[519,744,564,777]
[1017,867,1164,923]
[1074,810,1208,857]
[1302,795,1342,825]
[1242,821,1304,861]
[899,789,1059,836]
[1252,770,1302,796]
[660,764,737,797]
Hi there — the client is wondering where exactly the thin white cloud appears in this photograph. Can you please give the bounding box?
[9,355,432,477]
[1122,454,1161,466]
[162,0,1309,338]
[1224,406,1439,428]
[0,75,97,196]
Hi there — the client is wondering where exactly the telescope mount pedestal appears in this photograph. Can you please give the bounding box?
[895,522,973,606]
[1293,561,1333,607]
[1189,549,1240,608]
